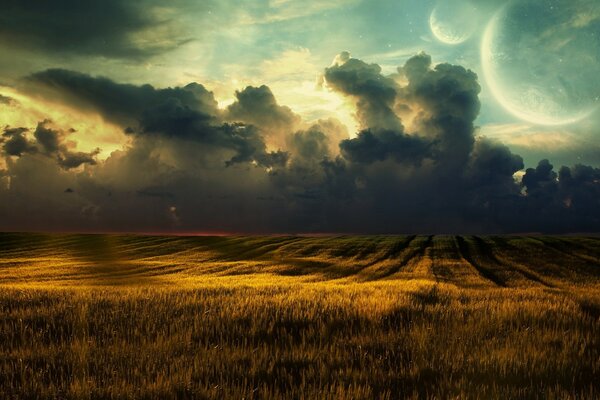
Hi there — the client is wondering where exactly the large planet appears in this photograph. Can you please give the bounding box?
[429,0,479,45]
[481,0,600,126]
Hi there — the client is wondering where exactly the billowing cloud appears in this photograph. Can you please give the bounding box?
[1,52,600,234]
[24,69,220,128]
[324,51,402,131]
[2,121,99,169]
[34,121,100,169]
[514,160,600,232]
[339,129,430,164]
[2,127,36,157]
[24,70,286,168]
[226,85,301,148]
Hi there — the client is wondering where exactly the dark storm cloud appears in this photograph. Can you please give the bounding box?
[2,52,600,234]
[316,52,486,232]
[466,137,524,187]
[26,70,286,167]
[522,159,556,193]
[339,129,430,164]
[226,85,300,133]
[317,52,598,233]
[219,124,288,168]
[511,160,600,232]
[0,0,192,59]
[33,121,99,169]
[324,52,402,131]
[2,127,36,156]
[1,121,98,169]
[325,51,481,172]
[286,119,348,163]
[397,53,481,171]
[33,122,61,154]
[58,150,100,170]
[289,126,331,163]
[26,69,219,128]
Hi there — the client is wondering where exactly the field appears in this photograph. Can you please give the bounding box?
[0,233,599,399]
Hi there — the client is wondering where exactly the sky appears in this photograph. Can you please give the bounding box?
[0,0,599,234]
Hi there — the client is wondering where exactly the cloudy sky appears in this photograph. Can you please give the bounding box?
[1,0,599,234]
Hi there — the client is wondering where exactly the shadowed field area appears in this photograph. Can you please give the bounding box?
[0,233,599,398]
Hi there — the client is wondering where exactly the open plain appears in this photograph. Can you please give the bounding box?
[0,233,599,399]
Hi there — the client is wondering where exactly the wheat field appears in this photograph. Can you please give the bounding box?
[0,233,599,399]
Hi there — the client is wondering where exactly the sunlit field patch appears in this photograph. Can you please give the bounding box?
[0,233,599,399]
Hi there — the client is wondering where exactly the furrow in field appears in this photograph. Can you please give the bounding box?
[208,236,303,261]
[367,236,417,265]
[32,259,192,284]
[485,237,557,287]
[0,234,164,261]
[2,232,599,287]
[352,236,390,263]
[510,236,595,283]
[454,236,507,287]
[422,236,497,288]
[272,236,343,258]
[465,236,539,287]
[268,237,393,280]
[315,236,386,261]
[560,236,600,259]
[382,235,434,280]
[531,237,600,280]
[351,236,415,280]
[85,236,196,260]
[193,236,281,259]
[0,233,87,257]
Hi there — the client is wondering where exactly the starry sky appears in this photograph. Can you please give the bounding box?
[0,0,599,234]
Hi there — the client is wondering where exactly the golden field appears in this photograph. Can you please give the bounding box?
[0,233,599,399]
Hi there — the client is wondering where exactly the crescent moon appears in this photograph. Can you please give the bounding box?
[429,10,469,45]
[480,8,596,126]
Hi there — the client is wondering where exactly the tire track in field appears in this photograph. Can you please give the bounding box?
[426,236,493,287]
[0,233,88,257]
[366,235,417,266]
[211,236,304,261]
[531,237,600,277]
[289,237,389,280]
[428,236,454,283]
[559,237,600,261]
[377,235,432,279]
[3,232,596,287]
[355,236,417,280]
[486,237,556,287]
[476,236,557,287]
[323,236,386,260]
[278,236,345,258]
[455,236,506,287]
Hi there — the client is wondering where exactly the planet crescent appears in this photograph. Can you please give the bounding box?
[480,7,597,126]
[429,9,469,45]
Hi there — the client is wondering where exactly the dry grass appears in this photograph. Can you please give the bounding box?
[0,233,599,399]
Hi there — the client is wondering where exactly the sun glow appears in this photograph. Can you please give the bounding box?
[0,86,127,159]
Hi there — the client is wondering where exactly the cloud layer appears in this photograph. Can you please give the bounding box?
[1,53,599,234]
[0,0,196,59]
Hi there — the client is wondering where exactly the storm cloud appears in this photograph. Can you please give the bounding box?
[0,0,194,59]
[1,52,600,234]
[2,127,36,157]
[2,121,99,169]
[24,70,286,168]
